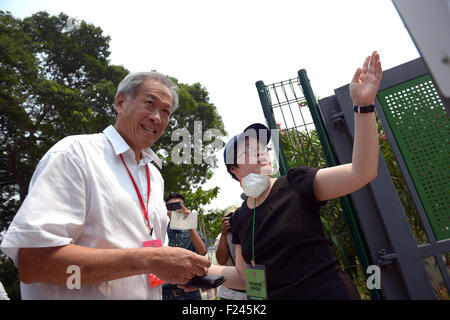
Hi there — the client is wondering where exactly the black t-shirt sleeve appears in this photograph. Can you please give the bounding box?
[229,210,241,245]
[287,166,327,207]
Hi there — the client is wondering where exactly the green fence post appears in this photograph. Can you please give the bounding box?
[298,69,383,300]
[256,80,289,176]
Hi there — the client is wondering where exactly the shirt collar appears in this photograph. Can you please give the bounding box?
[103,125,163,169]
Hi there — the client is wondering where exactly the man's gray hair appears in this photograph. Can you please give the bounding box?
[114,71,179,112]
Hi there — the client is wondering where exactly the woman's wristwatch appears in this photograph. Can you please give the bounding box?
[353,104,375,113]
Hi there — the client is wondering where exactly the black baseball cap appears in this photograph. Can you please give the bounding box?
[223,123,271,167]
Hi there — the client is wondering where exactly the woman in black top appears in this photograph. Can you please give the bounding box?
[230,166,360,299]
[207,51,382,299]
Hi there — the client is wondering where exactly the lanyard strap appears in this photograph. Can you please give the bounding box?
[251,198,256,266]
[119,154,153,236]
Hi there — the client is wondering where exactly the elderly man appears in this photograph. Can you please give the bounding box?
[0,72,210,299]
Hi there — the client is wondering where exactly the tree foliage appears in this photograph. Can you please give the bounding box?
[0,255,19,300]
[0,10,128,231]
[199,208,224,246]
[154,81,226,197]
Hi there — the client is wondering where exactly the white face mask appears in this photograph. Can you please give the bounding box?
[241,173,270,198]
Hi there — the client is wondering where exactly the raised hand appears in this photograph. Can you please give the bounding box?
[349,51,382,106]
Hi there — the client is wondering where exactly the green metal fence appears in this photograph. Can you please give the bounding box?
[377,75,450,241]
[256,71,382,300]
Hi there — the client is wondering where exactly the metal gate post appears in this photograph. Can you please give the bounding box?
[256,80,289,176]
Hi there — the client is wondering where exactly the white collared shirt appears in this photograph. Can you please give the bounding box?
[0,125,169,300]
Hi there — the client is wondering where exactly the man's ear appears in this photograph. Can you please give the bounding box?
[115,92,127,116]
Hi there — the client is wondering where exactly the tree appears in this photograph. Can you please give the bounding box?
[0,11,129,231]
[183,187,221,246]
[154,81,226,199]
[0,10,226,298]
[153,81,226,245]
[199,208,226,246]
[0,255,19,300]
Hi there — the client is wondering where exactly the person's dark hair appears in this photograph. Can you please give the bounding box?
[165,192,186,206]
[224,124,270,182]
[225,135,241,181]
[226,158,239,181]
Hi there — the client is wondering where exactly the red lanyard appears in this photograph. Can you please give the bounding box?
[119,154,153,236]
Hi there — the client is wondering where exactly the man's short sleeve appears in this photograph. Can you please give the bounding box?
[287,166,327,207]
[0,149,87,266]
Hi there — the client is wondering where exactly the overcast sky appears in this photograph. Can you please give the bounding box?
[2,0,420,211]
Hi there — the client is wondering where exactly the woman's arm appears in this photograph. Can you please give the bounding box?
[313,51,382,202]
[208,244,246,290]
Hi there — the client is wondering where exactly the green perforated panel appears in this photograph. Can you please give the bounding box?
[377,75,450,241]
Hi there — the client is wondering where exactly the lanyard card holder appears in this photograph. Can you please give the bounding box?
[143,239,165,288]
[245,264,267,300]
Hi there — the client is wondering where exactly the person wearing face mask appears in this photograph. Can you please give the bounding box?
[206,51,382,299]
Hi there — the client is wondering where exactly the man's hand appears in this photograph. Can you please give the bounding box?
[150,246,210,284]
[180,203,191,219]
[221,217,231,235]
[349,51,382,106]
